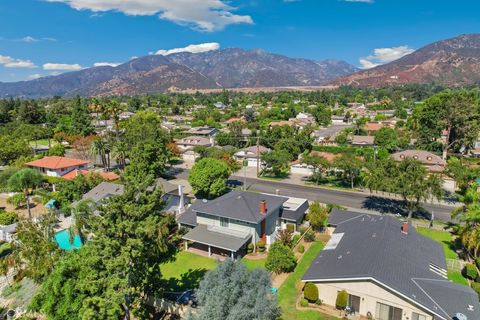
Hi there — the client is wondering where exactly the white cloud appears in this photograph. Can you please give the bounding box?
[18,36,57,42]
[359,45,415,69]
[46,0,253,32]
[94,62,121,67]
[155,42,220,56]
[43,63,82,71]
[28,74,43,79]
[0,55,37,68]
[21,36,39,43]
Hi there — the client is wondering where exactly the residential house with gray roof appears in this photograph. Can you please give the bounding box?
[179,191,308,259]
[303,209,480,320]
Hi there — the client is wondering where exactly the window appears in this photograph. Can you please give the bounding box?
[375,302,402,320]
[220,217,229,228]
[412,312,426,320]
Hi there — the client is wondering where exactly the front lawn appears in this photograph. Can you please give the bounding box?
[448,270,469,286]
[277,241,337,320]
[160,251,218,291]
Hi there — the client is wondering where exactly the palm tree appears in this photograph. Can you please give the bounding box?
[90,138,107,170]
[70,199,94,245]
[106,100,123,138]
[7,168,43,219]
[111,140,128,170]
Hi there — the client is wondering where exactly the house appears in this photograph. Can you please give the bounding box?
[183,127,218,137]
[25,156,89,177]
[61,169,120,181]
[225,117,246,124]
[331,115,347,125]
[234,145,271,167]
[148,178,190,214]
[350,135,375,147]
[81,181,125,205]
[312,125,352,145]
[290,151,338,176]
[176,136,213,152]
[179,191,308,259]
[269,120,295,128]
[303,209,480,320]
[292,112,316,126]
[376,109,395,117]
[364,121,396,135]
[119,111,135,120]
[392,150,445,173]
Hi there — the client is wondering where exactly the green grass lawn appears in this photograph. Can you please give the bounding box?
[29,139,55,147]
[416,227,469,286]
[160,251,218,291]
[278,241,337,320]
[416,227,458,260]
[242,257,266,270]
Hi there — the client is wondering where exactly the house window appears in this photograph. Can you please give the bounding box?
[375,302,402,320]
[412,312,426,320]
[220,217,229,227]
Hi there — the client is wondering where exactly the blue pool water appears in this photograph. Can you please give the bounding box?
[54,229,82,250]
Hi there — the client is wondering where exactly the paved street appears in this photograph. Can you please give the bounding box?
[170,166,458,223]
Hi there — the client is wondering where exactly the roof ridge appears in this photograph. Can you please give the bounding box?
[411,278,450,320]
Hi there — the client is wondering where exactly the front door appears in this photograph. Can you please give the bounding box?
[348,295,361,314]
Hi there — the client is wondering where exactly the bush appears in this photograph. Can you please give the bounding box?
[464,263,479,280]
[304,283,319,303]
[315,299,322,305]
[335,290,348,310]
[247,243,254,254]
[286,224,295,233]
[476,257,480,270]
[297,244,305,253]
[300,298,309,307]
[304,230,316,242]
[472,282,480,297]
[292,235,300,245]
[257,240,266,252]
[0,211,17,225]
[265,242,296,274]
[299,226,308,235]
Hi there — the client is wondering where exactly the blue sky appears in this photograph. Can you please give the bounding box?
[0,0,479,82]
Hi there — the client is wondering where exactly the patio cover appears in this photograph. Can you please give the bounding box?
[183,224,251,252]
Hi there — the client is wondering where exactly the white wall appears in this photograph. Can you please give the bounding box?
[314,281,433,320]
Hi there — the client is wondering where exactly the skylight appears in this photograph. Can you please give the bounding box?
[324,233,344,250]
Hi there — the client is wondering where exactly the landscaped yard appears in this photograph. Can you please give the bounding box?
[160,250,218,291]
[277,241,338,320]
[416,227,469,286]
[242,257,266,270]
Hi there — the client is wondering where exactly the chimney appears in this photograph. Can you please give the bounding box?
[178,185,185,215]
[401,222,409,235]
[259,200,267,215]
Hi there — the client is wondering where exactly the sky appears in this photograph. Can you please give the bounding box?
[0,0,479,82]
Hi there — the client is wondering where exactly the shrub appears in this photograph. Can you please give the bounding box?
[292,234,301,245]
[257,240,266,252]
[335,290,348,310]
[286,224,295,233]
[304,230,316,242]
[277,228,293,247]
[304,283,319,302]
[315,299,323,305]
[265,242,296,274]
[464,263,479,280]
[300,298,309,307]
[476,257,480,270]
[299,226,308,235]
[0,211,17,225]
[472,282,480,297]
[247,243,254,254]
[297,244,305,253]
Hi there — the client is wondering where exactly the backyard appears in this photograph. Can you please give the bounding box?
[416,227,468,286]
[160,250,218,291]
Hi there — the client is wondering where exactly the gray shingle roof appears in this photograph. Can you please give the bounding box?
[183,224,251,252]
[328,208,367,226]
[303,211,480,320]
[281,199,309,222]
[193,191,288,224]
[82,182,125,203]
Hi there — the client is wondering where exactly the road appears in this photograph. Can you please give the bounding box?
[171,167,457,222]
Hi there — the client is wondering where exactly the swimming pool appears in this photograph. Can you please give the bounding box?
[54,229,82,250]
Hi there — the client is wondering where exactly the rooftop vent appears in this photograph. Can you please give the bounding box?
[467,305,475,312]
[455,313,468,320]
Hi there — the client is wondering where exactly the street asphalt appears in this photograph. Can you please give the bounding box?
[170,167,458,223]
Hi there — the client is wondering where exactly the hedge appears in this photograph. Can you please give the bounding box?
[304,283,319,302]
[336,290,348,310]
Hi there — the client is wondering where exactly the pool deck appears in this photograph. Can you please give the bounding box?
[55,215,74,232]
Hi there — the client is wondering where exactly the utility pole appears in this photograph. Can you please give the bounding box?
[256,136,260,178]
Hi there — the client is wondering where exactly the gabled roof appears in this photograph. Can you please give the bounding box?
[25,156,89,170]
[392,150,446,167]
[304,210,480,320]
[82,182,124,203]
[193,191,288,224]
[62,169,120,181]
[234,145,270,158]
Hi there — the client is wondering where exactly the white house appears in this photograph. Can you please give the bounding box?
[25,156,89,178]
[234,145,271,167]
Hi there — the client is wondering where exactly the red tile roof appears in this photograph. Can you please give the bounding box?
[25,156,89,170]
[62,169,120,181]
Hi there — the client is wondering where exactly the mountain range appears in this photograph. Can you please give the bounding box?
[1,34,480,98]
[0,49,357,98]
[331,34,480,87]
